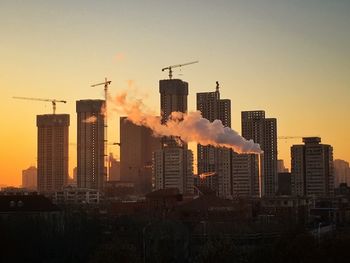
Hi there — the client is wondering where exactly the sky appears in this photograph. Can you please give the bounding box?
[0,0,349,186]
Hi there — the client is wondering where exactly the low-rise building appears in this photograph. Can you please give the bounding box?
[53,187,100,205]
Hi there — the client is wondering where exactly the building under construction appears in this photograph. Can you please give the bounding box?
[153,78,194,195]
[76,100,105,190]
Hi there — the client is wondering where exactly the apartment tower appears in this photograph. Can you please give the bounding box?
[37,114,69,192]
[196,82,232,197]
[241,110,277,196]
[291,137,334,197]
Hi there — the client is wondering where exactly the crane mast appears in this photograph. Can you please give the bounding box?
[162,60,199,79]
[91,78,112,184]
[12,96,67,114]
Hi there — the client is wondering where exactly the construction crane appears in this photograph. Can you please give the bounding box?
[13,96,66,114]
[91,78,112,185]
[162,61,199,79]
[278,136,319,144]
[91,78,111,101]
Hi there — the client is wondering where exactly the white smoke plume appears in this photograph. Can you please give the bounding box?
[82,116,97,123]
[110,92,263,154]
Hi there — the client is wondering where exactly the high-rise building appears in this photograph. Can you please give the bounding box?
[153,79,194,194]
[76,100,105,190]
[120,117,160,193]
[153,148,193,194]
[334,159,350,187]
[159,79,188,148]
[241,111,277,196]
[37,114,69,192]
[197,82,232,198]
[22,166,37,190]
[231,153,260,197]
[291,137,334,197]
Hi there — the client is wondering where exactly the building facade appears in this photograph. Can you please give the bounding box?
[37,114,69,192]
[76,100,105,190]
[231,153,260,197]
[120,117,160,193]
[333,159,350,187]
[153,148,193,194]
[241,110,277,196]
[291,137,334,197]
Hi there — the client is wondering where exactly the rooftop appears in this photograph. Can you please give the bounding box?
[0,195,60,213]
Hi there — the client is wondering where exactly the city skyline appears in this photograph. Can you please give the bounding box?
[1,0,350,186]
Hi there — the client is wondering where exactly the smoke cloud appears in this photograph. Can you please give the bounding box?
[82,116,97,123]
[111,92,262,154]
[114,52,125,62]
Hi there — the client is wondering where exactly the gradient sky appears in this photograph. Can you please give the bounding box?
[1,0,349,186]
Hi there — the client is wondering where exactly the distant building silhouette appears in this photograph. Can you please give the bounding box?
[196,82,232,198]
[76,100,105,190]
[241,111,277,196]
[22,166,37,190]
[277,159,289,173]
[153,79,194,195]
[291,137,334,197]
[37,114,69,192]
[108,153,121,181]
[333,159,350,187]
[120,117,160,193]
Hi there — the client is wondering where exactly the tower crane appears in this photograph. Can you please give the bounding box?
[162,61,199,79]
[278,136,318,143]
[91,78,112,184]
[12,96,67,114]
[91,78,111,101]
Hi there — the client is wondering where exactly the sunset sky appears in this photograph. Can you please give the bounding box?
[1,0,349,186]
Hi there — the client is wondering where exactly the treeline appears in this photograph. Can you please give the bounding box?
[1,213,350,263]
